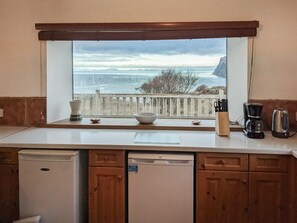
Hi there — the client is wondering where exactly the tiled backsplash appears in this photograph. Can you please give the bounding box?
[249,99,297,131]
[0,97,46,126]
[0,97,296,130]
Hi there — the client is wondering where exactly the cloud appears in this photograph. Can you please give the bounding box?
[73,39,226,56]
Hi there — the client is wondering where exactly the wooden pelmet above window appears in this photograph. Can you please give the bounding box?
[35,21,259,41]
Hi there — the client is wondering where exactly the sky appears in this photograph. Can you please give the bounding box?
[73,39,226,71]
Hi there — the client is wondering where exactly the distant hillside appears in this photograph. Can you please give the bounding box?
[213,56,226,78]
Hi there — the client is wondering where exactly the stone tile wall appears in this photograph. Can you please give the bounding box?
[0,97,296,131]
[249,99,297,131]
[0,97,46,126]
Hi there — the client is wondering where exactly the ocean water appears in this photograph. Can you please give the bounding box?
[73,67,226,94]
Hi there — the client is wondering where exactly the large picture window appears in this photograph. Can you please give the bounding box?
[42,21,256,123]
[73,39,227,118]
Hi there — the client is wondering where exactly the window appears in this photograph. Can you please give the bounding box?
[42,21,256,123]
[73,39,227,118]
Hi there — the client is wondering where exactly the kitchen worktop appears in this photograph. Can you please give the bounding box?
[0,127,296,155]
[0,126,27,139]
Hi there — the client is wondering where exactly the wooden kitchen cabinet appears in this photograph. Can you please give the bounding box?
[249,172,288,223]
[0,148,19,223]
[197,171,249,223]
[249,154,289,223]
[293,158,297,222]
[197,153,292,223]
[197,153,249,223]
[89,150,125,223]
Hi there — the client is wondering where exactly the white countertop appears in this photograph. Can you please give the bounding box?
[0,126,27,139]
[0,127,296,155]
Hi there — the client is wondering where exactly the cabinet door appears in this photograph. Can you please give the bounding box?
[0,165,19,223]
[0,148,18,165]
[89,167,125,223]
[249,172,288,223]
[197,171,248,223]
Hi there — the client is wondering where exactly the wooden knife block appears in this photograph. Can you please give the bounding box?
[215,112,230,136]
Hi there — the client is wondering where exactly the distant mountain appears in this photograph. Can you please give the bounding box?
[213,56,226,78]
[103,68,120,71]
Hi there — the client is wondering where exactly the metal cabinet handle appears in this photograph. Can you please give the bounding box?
[116,175,122,180]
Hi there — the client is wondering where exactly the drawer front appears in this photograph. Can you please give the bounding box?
[198,153,248,171]
[89,150,125,167]
[249,155,288,172]
[0,148,18,165]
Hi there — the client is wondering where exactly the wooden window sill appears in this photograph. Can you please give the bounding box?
[46,118,242,131]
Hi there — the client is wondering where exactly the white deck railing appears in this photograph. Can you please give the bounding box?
[74,89,225,118]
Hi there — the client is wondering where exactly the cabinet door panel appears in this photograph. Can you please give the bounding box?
[249,155,288,172]
[0,165,19,223]
[197,171,248,223]
[89,167,124,223]
[0,148,18,165]
[198,153,248,171]
[89,150,125,167]
[249,172,288,223]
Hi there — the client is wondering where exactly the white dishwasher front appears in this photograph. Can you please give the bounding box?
[128,152,194,223]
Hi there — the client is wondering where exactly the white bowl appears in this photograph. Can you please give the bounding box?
[134,112,158,124]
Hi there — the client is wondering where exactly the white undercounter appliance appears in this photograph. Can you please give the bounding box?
[18,150,87,223]
[128,152,194,223]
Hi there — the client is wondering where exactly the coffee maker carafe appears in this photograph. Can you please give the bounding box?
[243,103,265,139]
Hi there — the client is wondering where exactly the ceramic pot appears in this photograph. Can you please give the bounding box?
[69,100,82,121]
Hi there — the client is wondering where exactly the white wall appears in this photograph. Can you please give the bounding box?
[0,0,296,99]
[228,38,248,122]
[47,41,73,123]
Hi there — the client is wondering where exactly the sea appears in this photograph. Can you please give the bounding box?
[73,66,226,94]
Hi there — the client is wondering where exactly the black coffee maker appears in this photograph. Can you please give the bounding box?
[243,103,265,139]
